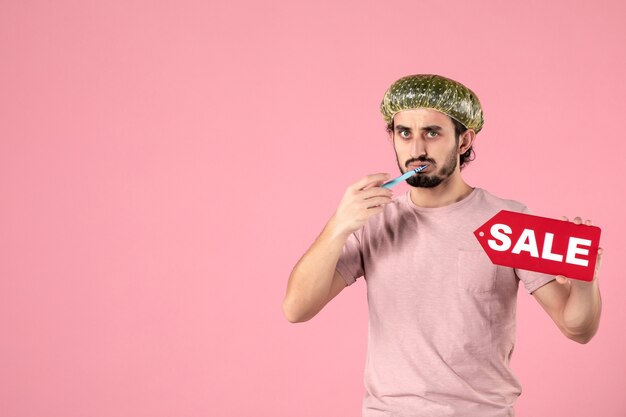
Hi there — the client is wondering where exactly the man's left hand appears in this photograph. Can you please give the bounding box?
[555,216,603,286]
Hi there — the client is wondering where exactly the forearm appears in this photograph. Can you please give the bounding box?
[563,279,602,343]
[282,216,350,322]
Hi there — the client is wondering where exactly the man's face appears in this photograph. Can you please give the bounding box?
[390,108,460,188]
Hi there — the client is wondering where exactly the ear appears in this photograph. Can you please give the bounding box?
[458,129,476,154]
[386,118,395,141]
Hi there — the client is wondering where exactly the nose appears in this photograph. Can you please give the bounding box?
[409,137,426,158]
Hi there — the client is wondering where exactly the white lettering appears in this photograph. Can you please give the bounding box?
[541,233,564,262]
[512,228,539,258]
[488,224,512,251]
[566,237,591,266]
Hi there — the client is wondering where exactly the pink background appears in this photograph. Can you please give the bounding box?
[1,1,625,416]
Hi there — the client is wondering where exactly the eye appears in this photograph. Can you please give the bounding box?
[426,131,439,138]
[399,130,411,139]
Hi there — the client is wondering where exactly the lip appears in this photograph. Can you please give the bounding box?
[408,163,430,171]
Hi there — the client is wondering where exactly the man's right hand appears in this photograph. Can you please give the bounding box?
[330,173,394,236]
[283,173,393,323]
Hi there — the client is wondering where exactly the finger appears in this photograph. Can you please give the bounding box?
[366,206,385,215]
[364,196,393,208]
[584,219,592,226]
[353,173,391,191]
[361,186,393,200]
[560,216,569,222]
[573,216,583,225]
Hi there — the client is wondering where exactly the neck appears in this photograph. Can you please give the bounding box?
[408,172,474,208]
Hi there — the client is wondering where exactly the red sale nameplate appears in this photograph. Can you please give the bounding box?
[474,210,601,281]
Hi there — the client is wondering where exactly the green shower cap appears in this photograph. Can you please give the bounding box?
[380,74,484,133]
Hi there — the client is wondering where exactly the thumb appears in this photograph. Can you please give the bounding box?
[555,275,569,285]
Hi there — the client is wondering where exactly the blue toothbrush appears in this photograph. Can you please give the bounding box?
[381,164,429,188]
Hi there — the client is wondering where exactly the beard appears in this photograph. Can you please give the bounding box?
[395,147,458,188]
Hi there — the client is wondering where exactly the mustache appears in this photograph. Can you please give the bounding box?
[405,158,435,168]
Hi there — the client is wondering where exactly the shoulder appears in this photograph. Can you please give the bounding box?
[476,188,528,213]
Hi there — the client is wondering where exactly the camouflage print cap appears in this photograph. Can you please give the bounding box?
[380,74,484,133]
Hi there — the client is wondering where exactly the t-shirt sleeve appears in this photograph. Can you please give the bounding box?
[335,230,365,286]
[515,205,557,294]
[515,268,556,294]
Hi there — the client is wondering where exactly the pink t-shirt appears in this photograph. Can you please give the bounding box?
[336,187,555,417]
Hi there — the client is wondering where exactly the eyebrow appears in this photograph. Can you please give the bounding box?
[395,124,443,132]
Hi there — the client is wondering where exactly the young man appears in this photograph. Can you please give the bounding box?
[282,74,602,416]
